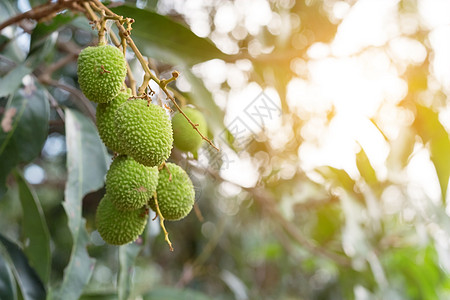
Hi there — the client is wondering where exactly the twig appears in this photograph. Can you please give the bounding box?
[152,191,173,251]
[0,0,84,31]
[83,1,136,96]
[40,78,96,122]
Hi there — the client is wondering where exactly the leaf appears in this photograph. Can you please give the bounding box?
[28,13,75,66]
[111,5,230,66]
[13,170,51,285]
[181,68,226,136]
[0,253,17,300]
[356,147,377,185]
[315,166,356,193]
[118,243,141,300]
[143,287,213,300]
[52,109,109,300]
[79,292,118,300]
[315,166,365,205]
[0,64,32,98]
[0,234,46,300]
[413,105,450,203]
[0,82,50,199]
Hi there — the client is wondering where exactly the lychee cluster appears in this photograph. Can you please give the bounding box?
[77,44,207,247]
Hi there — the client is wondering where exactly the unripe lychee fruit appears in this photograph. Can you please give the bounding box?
[115,99,173,167]
[77,45,127,103]
[96,89,130,154]
[95,194,148,245]
[149,162,195,221]
[106,155,158,211]
[172,107,207,153]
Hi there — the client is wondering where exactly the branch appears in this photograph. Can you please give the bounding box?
[0,0,84,32]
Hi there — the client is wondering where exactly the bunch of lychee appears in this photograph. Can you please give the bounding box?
[77,44,207,246]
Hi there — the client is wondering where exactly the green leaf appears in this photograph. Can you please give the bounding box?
[52,109,109,300]
[0,252,17,300]
[413,105,450,203]
[0,64,32,98]
[111,5,230,66]
[315,166,356,193]
[143,287,213,300]
[118,243,141,300]
[315,166,365,205]
[28,13,75,66]
[0,82,50,199]
[356,147,377,185]
[13,170,51,285]
[0,234,46,300]
[79,292,118,300]
[181,68,226,136]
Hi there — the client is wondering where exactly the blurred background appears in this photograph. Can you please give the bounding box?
[1,0,450,299]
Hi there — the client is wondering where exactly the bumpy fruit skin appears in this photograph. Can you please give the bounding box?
[115,99,173,167]
[96,194,148,245]
[96,90,130,154]
[172,107,207,153]
[149,162,195,221]
[77,45,127,103]
[106,155,158,211]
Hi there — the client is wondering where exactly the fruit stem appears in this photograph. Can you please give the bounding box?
[86,0,219,151]
[83,2,137,96]
[152,191,174,251]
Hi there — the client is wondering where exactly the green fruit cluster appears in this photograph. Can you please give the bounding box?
[77,44,203,246]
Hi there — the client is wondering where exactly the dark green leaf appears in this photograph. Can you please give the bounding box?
[112,5,230,66]
[413,105,450,203]
[0,82,50,199]
[0,234,46,300]
[53,108,109,300]
[13,170,51,284]
[0,253,17,300]
[143,287,213,300]
[118,243,141,300]
[79,292,118,300]
[356,147,377,185]
[28,13,75,65]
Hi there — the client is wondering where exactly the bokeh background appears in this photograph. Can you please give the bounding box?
[1,0,450,299]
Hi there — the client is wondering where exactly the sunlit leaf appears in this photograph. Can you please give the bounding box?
[181,68,226,137]
[0,82,50,199]
[118,243,141,300]
[112,5,230,66]
[413,104,450,203]
[0,252,17,300]
[13,170,51,284]
[52,108,109,300]
[0,234,46,300]
[311,203,342,245]
[356,147,377,185]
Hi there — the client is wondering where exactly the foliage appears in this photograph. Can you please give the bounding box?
[1,0,450,299]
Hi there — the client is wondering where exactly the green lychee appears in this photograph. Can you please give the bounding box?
[172,107,207,153]
[149,162,195,221]
[95,194,148,245]
[77,45,127,103]
[115,99,173,167]
[96,89,130,154]
[106,155,158,211]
